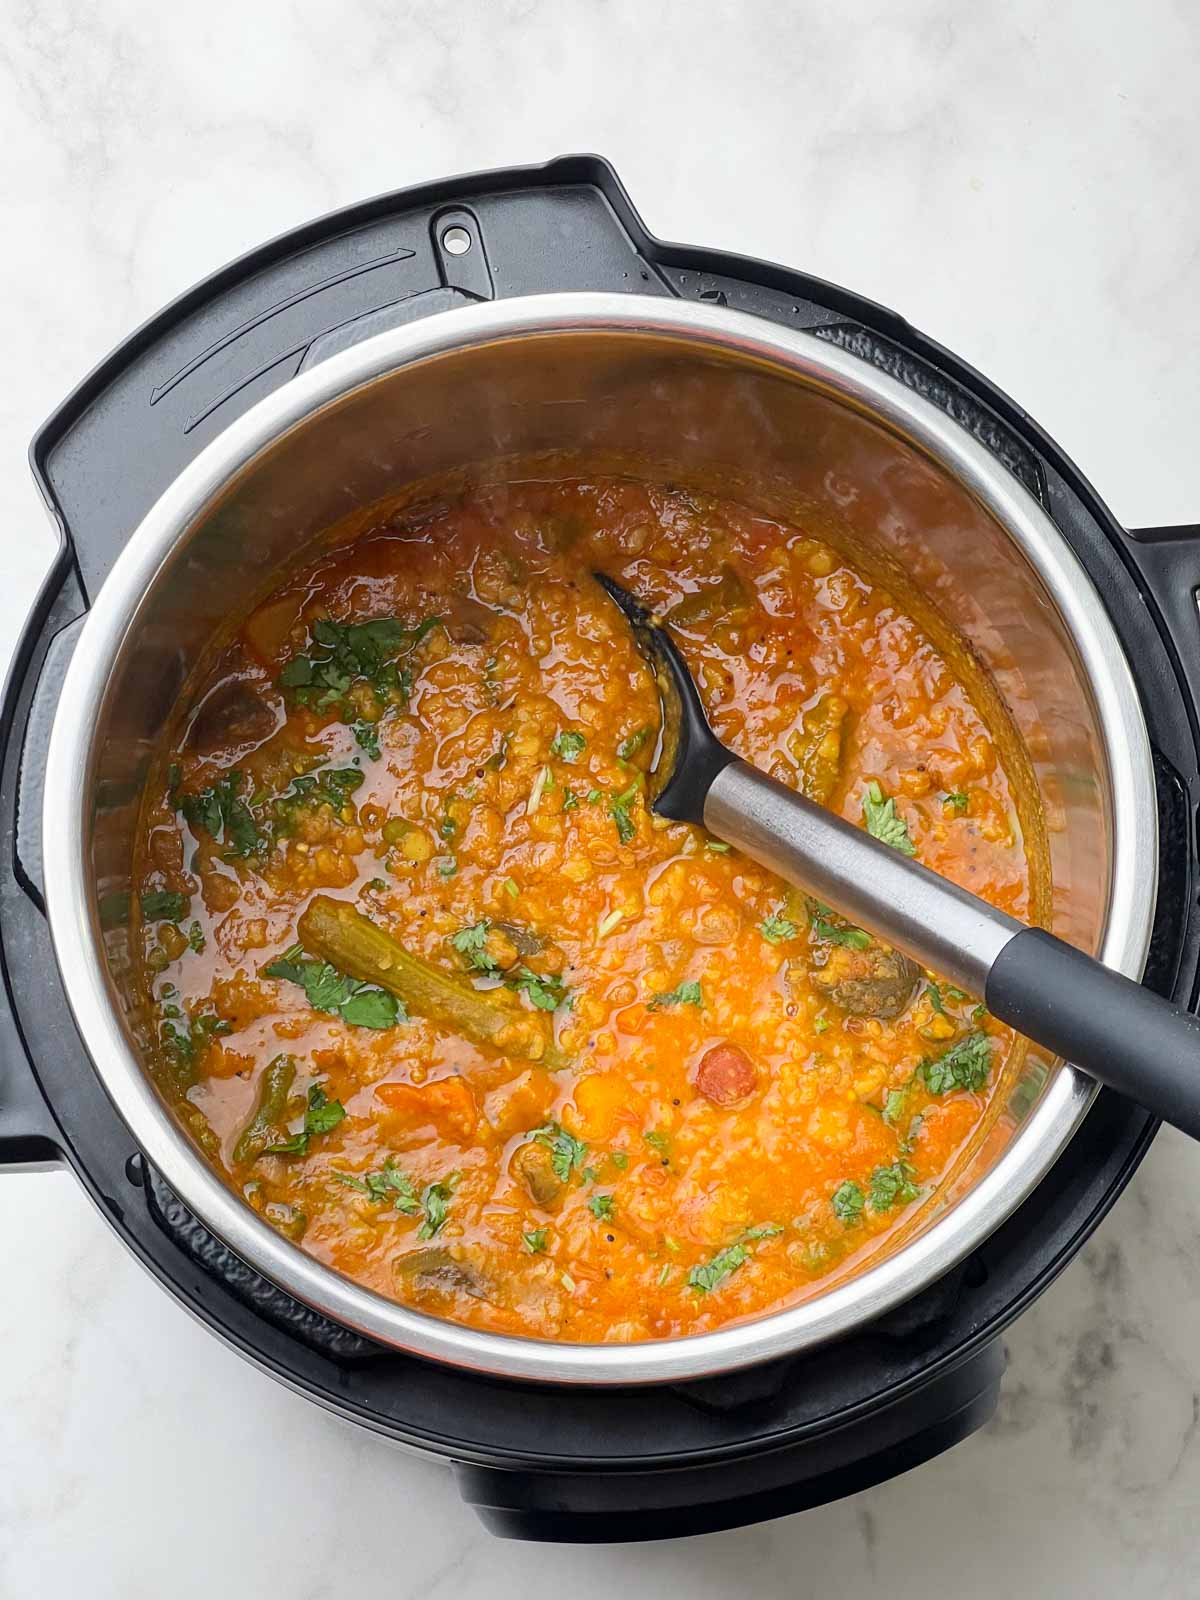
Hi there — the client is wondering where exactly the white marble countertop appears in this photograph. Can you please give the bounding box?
[3,1,1200,1592]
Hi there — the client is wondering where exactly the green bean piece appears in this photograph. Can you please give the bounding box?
[233,1053,297,1165]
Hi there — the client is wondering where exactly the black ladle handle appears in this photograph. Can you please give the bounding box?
[705,759,1200,1141]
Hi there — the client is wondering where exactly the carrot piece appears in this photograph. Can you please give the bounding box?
[375,1077,477,1143]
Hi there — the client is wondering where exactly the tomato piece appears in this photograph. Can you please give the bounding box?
[695,1043,757,1107]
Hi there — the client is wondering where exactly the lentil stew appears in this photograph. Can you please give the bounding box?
[132,478,1039,1343]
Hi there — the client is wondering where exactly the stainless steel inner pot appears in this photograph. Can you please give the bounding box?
[42,294,1157,1385]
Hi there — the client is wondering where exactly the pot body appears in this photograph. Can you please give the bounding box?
[41,293,1157,1384]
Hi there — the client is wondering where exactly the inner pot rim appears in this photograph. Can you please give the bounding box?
[41,292,1157,1386]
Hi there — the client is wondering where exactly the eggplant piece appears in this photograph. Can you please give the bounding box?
[810,943,919,1020]
[188,676,277,755]
[443,593,498,645]
[393,1246,490,1300]
[510,1139,564,1206]
[297,895,566,1068]
[232,1053,297,1164]
[664,565,750,629]
[787,693,848,806]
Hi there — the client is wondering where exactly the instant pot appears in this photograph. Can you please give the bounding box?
[4,155,1199,1540]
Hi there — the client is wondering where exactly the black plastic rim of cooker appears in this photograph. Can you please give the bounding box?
[3,155,1200,1545]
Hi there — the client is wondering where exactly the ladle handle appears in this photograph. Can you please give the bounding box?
[705,760,1200,1140]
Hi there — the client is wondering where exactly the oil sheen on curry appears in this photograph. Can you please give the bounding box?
[134,480,1034,1343]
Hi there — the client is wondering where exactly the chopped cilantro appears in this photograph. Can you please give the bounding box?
[534,1123,588,1183]
[335,1157,421,1214]
[141,890,190,922]
[417,1174,460,1239]
[686,1223,780,1293]
[611,1150,629,1170]
[831,1179,865,1224]
[617,725,652,761]
[268,766,364,840]
[643,1129,671,1157]
[869,1161,919,1212]
[551,730,587,762]
[587,788,603,804]
[862,780,916,856]
[814,1014,829,1034]
[609,781,640,845]
[280,615,442,721]
[921,1030,993,1094]
[451,920,497,973]
[811,917,872,951]
[926,982,947,1016]
[561,790,580,811]
[353,720,381,760]
[523,1228,549,1254]
[758,913,799,944]
[186,920,206,954]
[687,1242,748,1292]
[882,1087,908,1126]
[648,980,703,1011]
[264,943,404,1029]
[588,1193,615,1221]
[944,791,969,814]
[265,1084,347,1156]
[177,770,264,858]
[511,965,569,1012]
[436,857,457,878]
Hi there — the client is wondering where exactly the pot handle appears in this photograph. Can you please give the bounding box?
[0,998,61,1172]
[1123,523,1200,744]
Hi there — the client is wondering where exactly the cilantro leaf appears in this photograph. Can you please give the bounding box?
[353,720,382,761]
[944,791,969,814]
[337,1157,422,1213]
[685,1222,781,1292]
[588,1193,615,1221]
[511,965,569,1012]
[648,980,703,1011]
[758,913,799,944]
[862,780,916,856]
[551,730,587,762]
[608,781,641,845]
[831,1179,865,1224]
[534,1123,588,1183]
[811,917,872,951]
[279,614,442,722]
[141,890,190,922]
[643,1129,671,1158]
[868,1162,919,1212]
[177,770,265,858]
[617,725,652,761]
[921,1031,993,1094]
[338,988,401,1029]
[417,1174,459,1240]
[523,1227,548,1254]
[451,920,497,973]
[882,1087,908,1126]
[265,1083,346,1157]
[687,1242,748,1292]
[265,944,403,1029]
